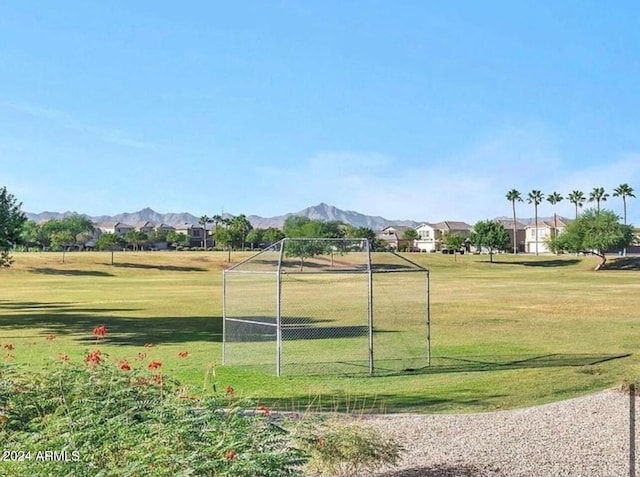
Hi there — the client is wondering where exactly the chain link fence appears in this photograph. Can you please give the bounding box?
[223,238,430,376]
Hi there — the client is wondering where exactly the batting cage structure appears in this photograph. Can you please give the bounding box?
[222,238,430,376]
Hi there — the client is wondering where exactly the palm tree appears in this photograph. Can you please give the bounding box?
[546,192,563,241]
[211,214,223,248]
[613,183,635,225]
[588,187,609,214]
[527,190,544,256]
[506,189,523,254]
[199,215,211,249]
[613,183,635,256]
[567,190,586,219]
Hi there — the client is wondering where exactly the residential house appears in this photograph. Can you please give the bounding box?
[174,223,209,248]
[414,221,473,252]
[376,226,411,250]
[525,217,571,254]
[96,222,136,237]
[496,219,526,253]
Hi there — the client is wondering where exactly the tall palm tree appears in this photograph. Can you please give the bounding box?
[211,214,223,248]
[567,190,586,219]
[546,192,564,241]
[506,189,522,254]
[588,187,609,214]
[199,215,211,249]
[612,183,635,225]
[613,183,635,256]
[527,190,544,256]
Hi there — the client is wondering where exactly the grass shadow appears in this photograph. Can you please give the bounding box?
[492,259,581,267]
[375,464,503,477]
[106,262,207,272]
[603,256,640,271]
[29,267,115,277]
[0,300,220,345]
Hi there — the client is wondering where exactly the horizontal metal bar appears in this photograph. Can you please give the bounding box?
[226,318,277,327]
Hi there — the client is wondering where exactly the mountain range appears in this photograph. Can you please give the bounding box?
[25,203,422,230]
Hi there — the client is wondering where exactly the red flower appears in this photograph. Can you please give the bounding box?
[119,359,131,371]
[92,325,107,338]
[3,344,14,351]
[58,353,69,361]
[225,386,234,397]
[45,334,56,341]
[224,449,236,461]
[148,360,162,370]
[178,351,189,358]
[85,350,102,366]
[257,404,270,417]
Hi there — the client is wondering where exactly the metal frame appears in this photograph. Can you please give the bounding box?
[222,238,430,376]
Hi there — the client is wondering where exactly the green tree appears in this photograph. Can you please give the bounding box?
[442,232,465,260]
[96,232,123,264]
[527,190,544,256]
[469,220,510,263]
[124,230,148,251]
[588,187,609,214]
[283,216,342,270]
[547,191,564,242]
[166,231,189,250]
[245,228,263,249]
[20,221,49,251]
[211,214,224,248]
[229,214,253,250]
[0,186,27,267]
[344,225,376,244]
[568,190,586,219]
[506,189,523,254]
[51,230,75,263]
[549,208,633,270]
[198,215,211,249]
[262,227,285,246]
[401,228,418,252]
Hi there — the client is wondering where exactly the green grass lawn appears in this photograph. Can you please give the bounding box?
[1,250,639,414]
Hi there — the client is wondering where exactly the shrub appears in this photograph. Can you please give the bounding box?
[293,417,402,477]
[0,361,305,476]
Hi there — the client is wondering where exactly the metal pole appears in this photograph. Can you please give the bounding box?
[222,270,227,365]
[426,269,431,366]
[276,239,286,377]
[367,240,374,376]
[631,383,636,477]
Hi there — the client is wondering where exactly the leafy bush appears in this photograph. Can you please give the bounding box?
[0,360,305,476]
[293,417,402,477]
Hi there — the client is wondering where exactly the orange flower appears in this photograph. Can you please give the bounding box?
[224,449,236,461]
[148,360,162,370]
[225,385,234,397]
[119,359,131,371]
[92,325,107,338]
[3,344,14,351]
[58,353,69,361]
[85,350,101,366]
[45,334,56,341]
[178,351,189,358]
[257,404,270,417]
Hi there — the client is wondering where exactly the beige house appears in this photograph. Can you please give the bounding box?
[174,223,209,248]
[525,217,571,254]
[414,221,473,252]
[376,226,411,250]
[96,222,136,236]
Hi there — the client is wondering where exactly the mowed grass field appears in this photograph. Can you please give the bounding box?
[1,250,639,413]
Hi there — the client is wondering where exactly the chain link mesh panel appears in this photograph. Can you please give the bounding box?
[222,238,430,376]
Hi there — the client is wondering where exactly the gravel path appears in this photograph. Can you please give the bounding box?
[362,390,637,477]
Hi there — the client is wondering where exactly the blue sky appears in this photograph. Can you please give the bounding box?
[2,1,640,224]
